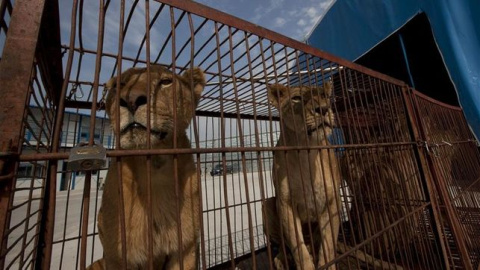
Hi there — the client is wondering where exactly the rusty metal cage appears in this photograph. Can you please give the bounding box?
[0,0,479,269]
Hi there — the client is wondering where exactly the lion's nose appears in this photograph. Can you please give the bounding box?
[120,93,147,113]
[313,104,329,116]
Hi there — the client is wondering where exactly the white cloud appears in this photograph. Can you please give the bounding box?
[320,1,331,10]
[269,0,285,9]
[274,17,286,27]
[244,0,334,40]
[297,19,307,26]
[306,6,319,18]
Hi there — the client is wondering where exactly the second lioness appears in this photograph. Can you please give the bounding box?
[267,81,341,270]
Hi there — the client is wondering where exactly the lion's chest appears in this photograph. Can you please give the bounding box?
[99,158,198,266]
[274,148,337,221]
[122,197,180,259]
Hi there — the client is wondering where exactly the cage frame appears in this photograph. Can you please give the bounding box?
[0,0,479,269]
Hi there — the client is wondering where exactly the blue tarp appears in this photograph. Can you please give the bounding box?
[306,0,480,139]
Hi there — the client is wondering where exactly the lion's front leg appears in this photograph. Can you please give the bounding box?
[86,259,105,270]
[278,199,315,270]
[317,202,340,270]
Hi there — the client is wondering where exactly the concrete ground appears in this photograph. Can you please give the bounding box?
[6,170,275,269]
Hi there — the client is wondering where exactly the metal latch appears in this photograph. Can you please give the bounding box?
[67,142,106,171]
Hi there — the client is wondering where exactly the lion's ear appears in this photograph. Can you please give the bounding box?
[267,84,287,109]
[182,67,206,102]
[323,79,334,98]
[105,76,118,90]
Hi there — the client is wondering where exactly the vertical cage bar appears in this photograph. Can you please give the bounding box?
[0,0,51,268]
[144,1,155,269]
[414,91,474,270]
[213,21,236,268]
[169,6,186,269]
[114,0,129,268]
[76,0,106,267]
[402,86,452,269]
[186,12,208,270]
[226,26,257,269]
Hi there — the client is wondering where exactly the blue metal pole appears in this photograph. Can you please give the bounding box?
[398,33,416,88]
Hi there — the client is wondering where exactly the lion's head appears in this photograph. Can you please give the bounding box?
[105,65,205,149]
[267,81,335,137]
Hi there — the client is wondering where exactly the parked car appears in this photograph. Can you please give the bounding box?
[210,163,240,176]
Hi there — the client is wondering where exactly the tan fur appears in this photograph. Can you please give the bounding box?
[86,260,105,270]
[340,113,424,259]
[87,65,205,270]
[341,148,421,257]
[266,81,341,270]
[263,197,321,268]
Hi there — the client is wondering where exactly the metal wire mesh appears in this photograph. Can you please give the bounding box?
[412,91,480,269]
[0,0,479,269]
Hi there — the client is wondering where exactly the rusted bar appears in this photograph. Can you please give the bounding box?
[36,0,63,107]
[227,26,257,269]
[412,89,478,268]
[79,172,92,269]
[64,99,279,121]
[403,86,469,269]
[427,152,474,269]
[35,0,78,265]
[187,12,208,269]
[0,143,16,270]
[144,2,155,270]
[168,7,187,269]
[258,37,278,269]
[413,89,462,111]
[20,118,48,267]
[76,0,106,267]
[244,31,274,269]
[0,0,48,268]
[113,1,128,268]
[0,0,46,146]
[58,173,74,268]
[403,87,450,268]
[108,0,141,77]
[18,142,417,163]
[155,0,405,87]
[213,20,236,269]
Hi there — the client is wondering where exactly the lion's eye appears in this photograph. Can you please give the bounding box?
[159,78,173,87]
[291,96,302,103]
[119,98,128,108]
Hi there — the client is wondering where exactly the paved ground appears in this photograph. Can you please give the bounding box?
[5,171,275,269]
[6,186,102,269]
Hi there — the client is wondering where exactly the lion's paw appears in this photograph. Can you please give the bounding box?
[274,256,286,270]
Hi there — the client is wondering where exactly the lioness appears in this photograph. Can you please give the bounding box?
[88,65,205,269]
[340,114,424,260]
[266,81,341,270]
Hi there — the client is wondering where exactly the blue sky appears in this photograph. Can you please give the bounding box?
[196,0,334,41]
[53,0,334,138]
[0,0,334,142]
[0,0,336,143]
[53,0,335,99]
[2,0,334,66]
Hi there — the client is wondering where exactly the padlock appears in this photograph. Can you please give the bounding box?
[67,142,107,171]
